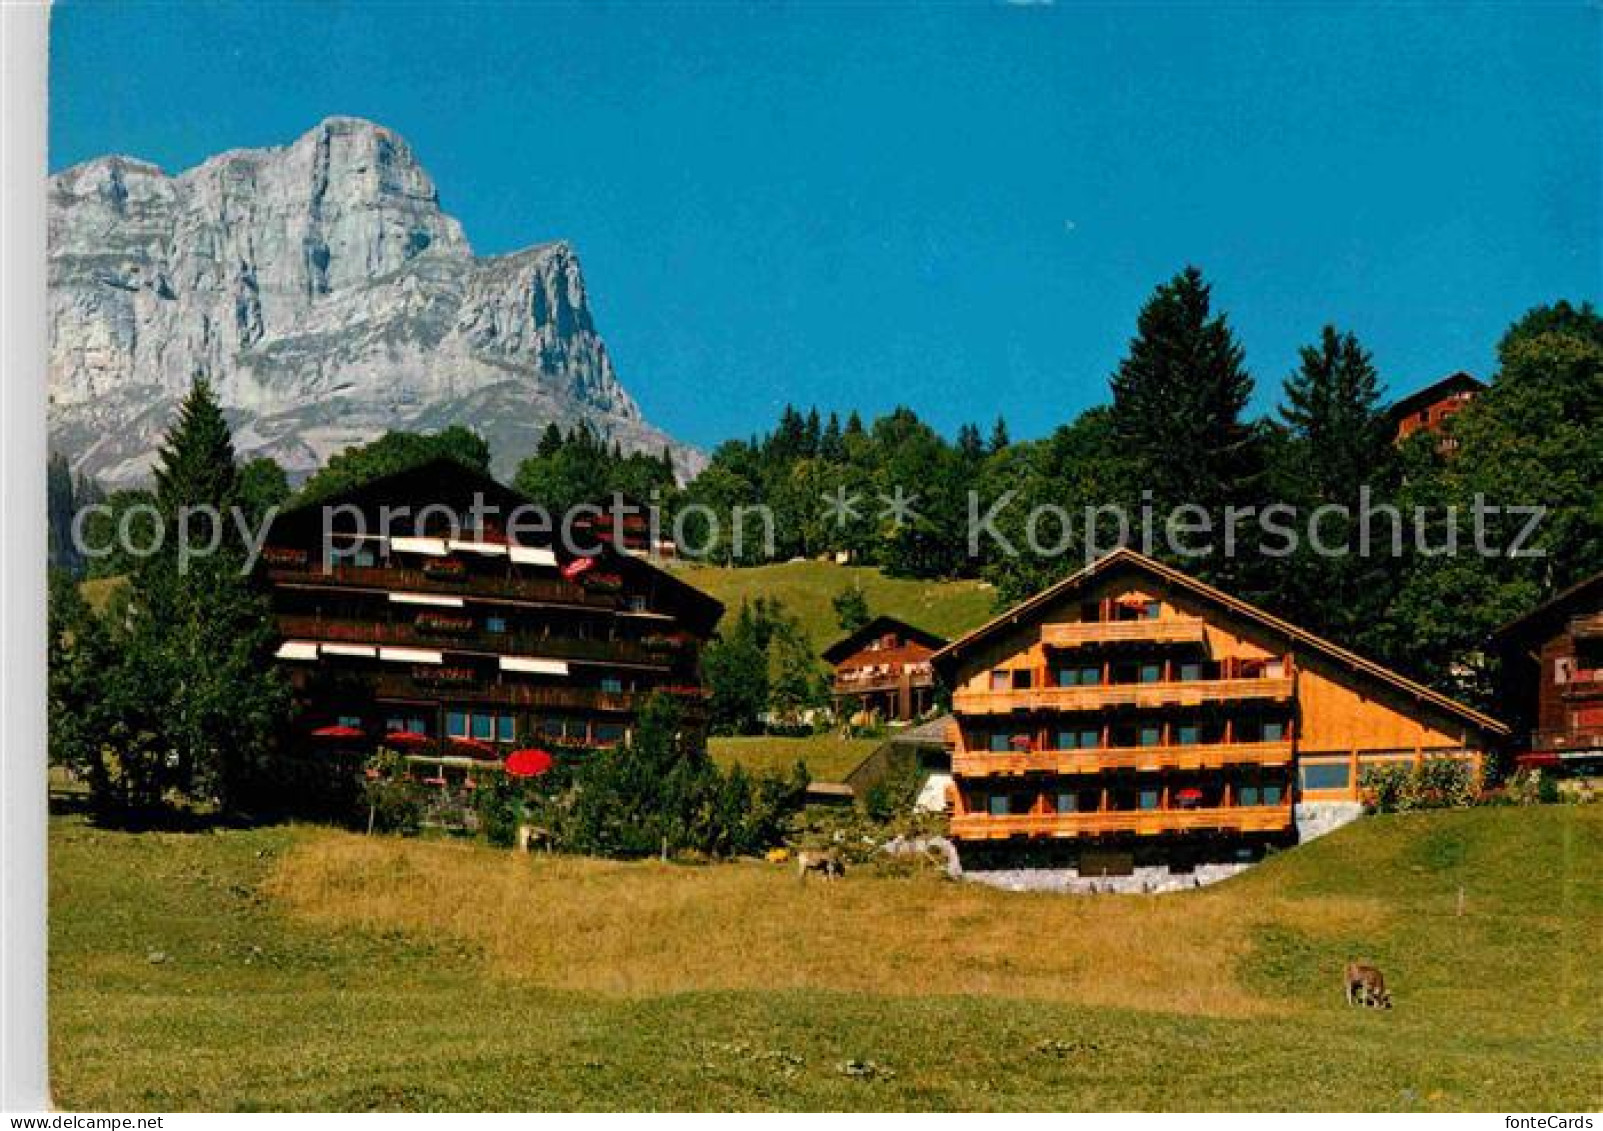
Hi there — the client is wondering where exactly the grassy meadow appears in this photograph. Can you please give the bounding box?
[49,805,1601,1111]
[673,560,995,650]
[708,734,880,782]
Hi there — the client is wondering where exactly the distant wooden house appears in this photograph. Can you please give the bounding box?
[1493,572,1603,776]
[823,616,948,722]
[1387,371,1485,450]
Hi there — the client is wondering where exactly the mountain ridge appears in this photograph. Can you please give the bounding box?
[48,116,702,487]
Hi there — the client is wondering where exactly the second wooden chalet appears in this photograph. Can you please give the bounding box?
[823,615,947,723]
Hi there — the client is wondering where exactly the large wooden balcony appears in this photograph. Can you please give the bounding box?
[952,739,1293,777]
[1040,617,1207,649]
[950,803,1293,841]
[274,614,677,669]
[954,676,1295,716]
[265,563,620,611]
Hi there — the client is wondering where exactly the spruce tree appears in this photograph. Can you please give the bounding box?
[1108,267,1266,588]
[1281,325,1392,504]
[988,416,1011,453]
[153,377,239,514]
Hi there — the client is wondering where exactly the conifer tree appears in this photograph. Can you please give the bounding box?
[153,377,238,514]
[1281,325,1392,504]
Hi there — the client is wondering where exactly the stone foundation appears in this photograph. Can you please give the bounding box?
[1295,801,1364,842]
[961,861,1254,895]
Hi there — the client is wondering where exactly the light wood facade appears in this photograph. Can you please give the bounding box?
[932,550,1506,858]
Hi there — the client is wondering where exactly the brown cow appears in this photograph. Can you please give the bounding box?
[1345,962,1393,1009]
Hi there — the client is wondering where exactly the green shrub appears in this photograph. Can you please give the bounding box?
[1361,758,1481,814]
[361,747,423,834]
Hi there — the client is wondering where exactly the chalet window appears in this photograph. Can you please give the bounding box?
[337,714,363,729]
[1178,661,1204,682]
[1144,600,1161,620]
[628,596,648,613]
[1055,792,1078,813]
[1139,725,1163,747]
[496,716,516,743]
[1176,724,1201,745]
[447,711,469,738]
[988,732,1010,753]
[1139,663,1163,684]
[1301,762,1350,791]
[471,714,495,742]
[486,616,508,634]
[1012,670,1033,691]
[1262,784,1284,805]
[386,715,428,734]
[1238,784,1260,806]
[988,794,1010,817]
[600,676,624,694]
[990,670,1010,692]
[1138,789,1160,810]
[1264,659,1286,678]
[593,722,626,746]
[1261,721,1286,742]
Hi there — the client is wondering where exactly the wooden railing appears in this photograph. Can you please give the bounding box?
[952,740,1293,777]
[949,803,1293,840]
[265,563,620,610]
[953,676,1295,715]
[274,614,675,668]
[831,670,934,696]
[1040,617,1207,649]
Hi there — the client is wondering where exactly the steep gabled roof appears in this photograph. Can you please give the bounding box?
[822,615,949,664]
[1491,571,1603,648]
[266,454,724,634]
[931,548,1507,737]
[1385,370,1486,423]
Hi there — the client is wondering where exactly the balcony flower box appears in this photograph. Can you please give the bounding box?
[422,558,467,581]
[416,612,473,636]
[414,665,475,685]
[581,572,623,593]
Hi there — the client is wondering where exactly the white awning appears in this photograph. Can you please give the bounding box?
[499,656,570,676]
[381,647,444,665]
[275,641,319,661]
[509,545,558,567]
[447,539,509,557]
[389,536,449,557]
[387,592,465,608]
[320,643,377,659]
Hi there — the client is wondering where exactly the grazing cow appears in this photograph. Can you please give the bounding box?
[796,849,845,882]
[1345,962,1393,1009]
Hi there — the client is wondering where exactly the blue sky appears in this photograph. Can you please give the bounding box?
[51,2,1600,449]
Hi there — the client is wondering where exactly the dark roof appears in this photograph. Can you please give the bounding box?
[267,454,724,634]
[931,548,1507,737]
[1491,571,1603,647]
[821,615,949,664]
[1385,371,1486,423]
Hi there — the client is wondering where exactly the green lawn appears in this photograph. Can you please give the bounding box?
[674,560,995,650]
[709,734,881,782]
[49,806,1602,1111]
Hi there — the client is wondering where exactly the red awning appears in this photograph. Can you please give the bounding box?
[383,730,431,749]
[1516,752,1562,768]
[505,748,555,778]
[311,725,364,740]
[449,736,497,759]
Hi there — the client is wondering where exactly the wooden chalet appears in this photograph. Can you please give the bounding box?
[256,457,722,775]
[1493,572,1603,776]
[1387,371,1485,450]
[931,549,1507,871]
[823,615,947,722]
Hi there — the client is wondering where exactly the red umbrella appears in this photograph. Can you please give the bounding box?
[1175,787,1204,809]
[505,748,555,778]
[312,724,364,740]
[1009,735,1035,750]
[383,729,431,749]
[449,735,497,759]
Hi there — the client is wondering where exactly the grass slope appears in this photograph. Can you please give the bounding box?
[708,735,880,782]
[674,561,995,650]
[50,806,1601,1110]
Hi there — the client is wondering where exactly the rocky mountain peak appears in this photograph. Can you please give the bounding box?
[48,117,697,487]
